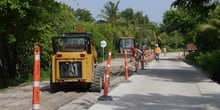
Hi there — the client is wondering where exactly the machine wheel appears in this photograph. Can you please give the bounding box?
[97,66,109,89]
[99,66,105,89]
[90,67,103,92]
[50,73,60,93]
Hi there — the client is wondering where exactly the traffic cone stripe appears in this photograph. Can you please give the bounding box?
[33,81,40,87]
[107,64,110,67]
[32,104,40,109]
[106,75,109,78]
[108,52,111,56]
[35,55,40,60]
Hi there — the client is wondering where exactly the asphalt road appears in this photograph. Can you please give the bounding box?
[89,52,220,110]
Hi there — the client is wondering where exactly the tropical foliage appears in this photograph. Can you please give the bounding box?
[0,0,159,89]
[1,0,220,89]
[0,0,76,88]
[169,0,220,81]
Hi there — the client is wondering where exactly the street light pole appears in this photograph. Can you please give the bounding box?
[100,40,107,62]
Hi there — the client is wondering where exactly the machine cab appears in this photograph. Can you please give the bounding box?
[119,37,135,53]
[51,33,93,54]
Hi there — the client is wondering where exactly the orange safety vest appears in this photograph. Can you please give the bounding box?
[155,47,161,54]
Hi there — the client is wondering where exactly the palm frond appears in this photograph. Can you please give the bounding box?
[97,14,109,21]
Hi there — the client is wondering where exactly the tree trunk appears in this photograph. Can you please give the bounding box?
[0,34,7,87]
[11,42,17,78]
[2,36,16,78]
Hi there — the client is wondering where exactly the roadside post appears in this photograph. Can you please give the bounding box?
[140,49,146,70]
[32,46,40,110]
[178,48,182,59]
[135,52,139,74]
[152,50,154,61]
[100,40,107,62]
[149,50,152,62]
[145,50,149,66]
[98,49,113,101]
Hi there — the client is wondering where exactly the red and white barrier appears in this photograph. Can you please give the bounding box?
[145,50,149,66]
[98,49,113,101]
[32,46,40,110]
[104,50,111,96]
[124,49,129,80]
[152,50,154,61]
[135,52,139,73]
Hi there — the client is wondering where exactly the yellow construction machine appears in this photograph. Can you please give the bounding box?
[50,28,104,93]
[115,37,136,58]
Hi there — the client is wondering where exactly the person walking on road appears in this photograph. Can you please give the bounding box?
[154,44,161,62]
[163,47,167,57]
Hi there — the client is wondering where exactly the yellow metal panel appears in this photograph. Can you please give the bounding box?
[86,54,93,82]
[91,46,97,62]
[51,55,56,83]
[81,59,86,80]
[52,51,94,83]
[56,60,60,81]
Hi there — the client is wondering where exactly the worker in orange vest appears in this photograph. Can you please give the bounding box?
[154,44,161,62]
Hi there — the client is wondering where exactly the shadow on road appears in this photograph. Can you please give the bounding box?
[139,57,212,83]
[98,93,220,110]
[140,68,211,83]
[158,58,182,62]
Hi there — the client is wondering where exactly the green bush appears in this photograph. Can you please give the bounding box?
[185,52,200,65]
[195,50,220,81]
[40,68,51,81]
[164,46,172,52]
[0,78,27,89]
[81,22,118,61]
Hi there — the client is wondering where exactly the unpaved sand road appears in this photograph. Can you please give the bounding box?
[0,80,87,110]
[0,63,134,110]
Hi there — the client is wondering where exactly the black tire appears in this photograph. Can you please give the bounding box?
[98,66,110,89]
[50,73,60,93]
[90,67,103,92]
[99,66,105,89]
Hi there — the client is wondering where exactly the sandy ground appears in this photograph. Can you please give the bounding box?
[0,58,134,110]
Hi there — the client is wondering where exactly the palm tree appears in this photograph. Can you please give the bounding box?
[118,9,157,47]
[120,8,135,26]
[97,0,120,27]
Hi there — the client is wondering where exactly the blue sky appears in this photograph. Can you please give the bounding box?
[56,0,175,23]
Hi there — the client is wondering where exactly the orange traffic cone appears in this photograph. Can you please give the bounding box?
[98,49,113,101]
[123,49,131,83]
[32,46,40,110]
